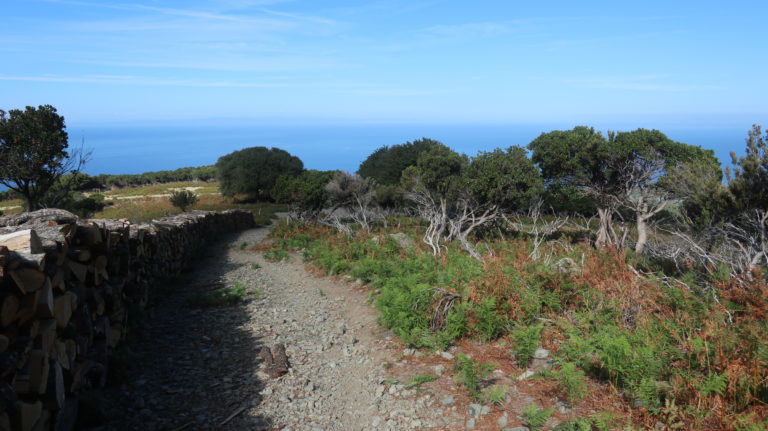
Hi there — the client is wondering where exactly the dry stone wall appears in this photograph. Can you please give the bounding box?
[0,209,254,431]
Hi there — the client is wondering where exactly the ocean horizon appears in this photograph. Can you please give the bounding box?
[71,122,754,176]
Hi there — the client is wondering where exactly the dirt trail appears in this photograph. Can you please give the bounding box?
[107,224,568,431]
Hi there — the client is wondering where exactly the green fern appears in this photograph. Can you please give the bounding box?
[512,323,544,366]
[473,298,507,341]
[522,403,554,431]
[483,384,508,405]
[696,372,728,397]
[453,353,496,399]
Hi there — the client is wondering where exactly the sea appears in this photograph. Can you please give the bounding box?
[69,123,752,176]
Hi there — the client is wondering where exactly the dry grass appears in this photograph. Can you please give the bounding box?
[94,192,286,224]
[102,181,220,198]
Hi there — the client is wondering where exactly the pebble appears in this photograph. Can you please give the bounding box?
[439,351,455,360]
[533,348,550,359]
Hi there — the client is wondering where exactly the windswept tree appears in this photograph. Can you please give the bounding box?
[457,146,543,257]
[403,144,542,259]
[358,138,443,185]
[401,144,466,255]
[0,105,86,211]
[325,171,378,232]
[528,127,616,247]
[529,126,719,252]
[608,129,721,253]
[272,170,335,222]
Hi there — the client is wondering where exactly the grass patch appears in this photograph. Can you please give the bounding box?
[263,249,290,262]
[406,374,438,388]
[186,282,249,308]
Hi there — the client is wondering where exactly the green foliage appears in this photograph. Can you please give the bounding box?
[437,301,470,349]
[467,146,543,211]
[0,104,81,210]
[358,138,443,185]
[251,262,261,269]
[272,170,335,219]
[483,384,508,405]
[406,374,438,388]
[411,143,467,197]
[452,353,496,399]
[543,362,587,402]
[522,403,555,431]
[695,371,729,397]
[216,146,303,200]
[264,249,290,262]
[186,282,249,307]
[376,277,433,346]
[277,233,315,250]
[512,323,543,366]
[728,124,768,211]
[168,189,198,211]
[473,298,507,341]
[554,414,613,431]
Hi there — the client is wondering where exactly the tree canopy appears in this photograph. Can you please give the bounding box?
[728,124,768,211]
[0,105,84,210]
[358,138,443,185]
[466,146,543,212]
[215,146,303,200]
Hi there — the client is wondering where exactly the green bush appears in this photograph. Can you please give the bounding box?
[168,189,198,211]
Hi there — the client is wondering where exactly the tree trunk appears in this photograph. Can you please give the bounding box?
[635,214,648,254]
[595,207,614,248]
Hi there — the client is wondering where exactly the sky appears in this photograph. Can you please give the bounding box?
[2,0,767,128]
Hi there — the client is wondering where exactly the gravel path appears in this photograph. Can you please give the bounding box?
[106,225,469,431]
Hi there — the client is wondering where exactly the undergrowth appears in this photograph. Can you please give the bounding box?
[270,219,768,430]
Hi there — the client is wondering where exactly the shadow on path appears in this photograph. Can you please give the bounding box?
[100,229,271,431]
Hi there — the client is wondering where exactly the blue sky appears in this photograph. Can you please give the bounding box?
[2,0,767,126]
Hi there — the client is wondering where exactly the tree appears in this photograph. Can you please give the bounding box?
[728,124,768,212]
[402,144,467,255]
[325,171,378,232]
[608,129,721,253]
[169,190,198,212]
[272,170,335,222]
[358,138,443,185]
[216,147,303,200]
[0,105,86,211]
[528,127,616,247]
[402,144,542,259]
